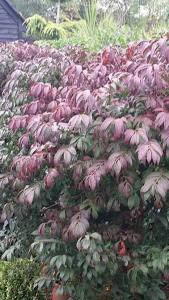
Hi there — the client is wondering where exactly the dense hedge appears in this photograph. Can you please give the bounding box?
[0,259,45,300]
[2,39,169,299]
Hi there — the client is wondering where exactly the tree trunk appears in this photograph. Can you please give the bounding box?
[56,0,61,23]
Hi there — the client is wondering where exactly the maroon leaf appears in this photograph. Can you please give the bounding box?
[125,128,148,145]
[68,210,90,238]
[107,152,132,176]
[18,183,41,205]
[155,110,169,130]
[118,176,133,198]
[54,146,76,165]
[9,116,28,132]
[137,140,163,165]
[69,114,92,131]
[44,168,59,189]
[141,172,169,200]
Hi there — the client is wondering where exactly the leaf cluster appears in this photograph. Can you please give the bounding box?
[1,38,169,299]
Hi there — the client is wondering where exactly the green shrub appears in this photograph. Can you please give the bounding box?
[35,16,168,52]
[0,259,45,300]
[26,14,84,40]
[25,14,47,39]
[33,13,169,52]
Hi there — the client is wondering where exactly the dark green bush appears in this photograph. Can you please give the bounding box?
[0,259,45,300]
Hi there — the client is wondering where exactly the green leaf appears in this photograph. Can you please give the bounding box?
[128,194,140,209]
[59,210,66,220]
[87,271,92,280]
[39,242,43,253]
[128,196,135,209]
[62,255,67,265]
[158,216,168,229]
[93,251,100,262]
[102,255,108,263]
[90,232,102,241]
[50,256,57,266]
[37,278,45,290]
[56,259,62,269]
[82,239,90,250]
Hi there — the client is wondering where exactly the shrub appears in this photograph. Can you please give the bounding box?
[30,9,169,52]
[0,259,45,300]
[26,15,84,40]
[36,19,169,52]
[25,14,48,39]
[0,42,74,259]
[2,38,169,299]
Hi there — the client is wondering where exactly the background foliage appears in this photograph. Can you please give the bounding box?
[24,0,169,51]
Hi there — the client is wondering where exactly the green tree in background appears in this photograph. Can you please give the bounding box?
[11,0,51,18]
[49,0,72,23]
[11,0,75,21]
[99,0,169,26]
